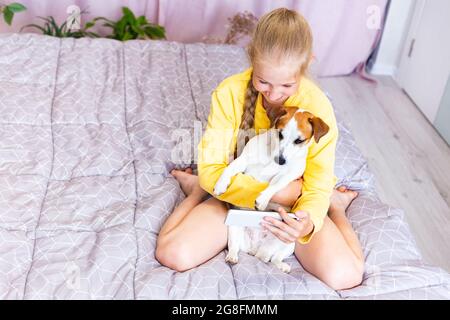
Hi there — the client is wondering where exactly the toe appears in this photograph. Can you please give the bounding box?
[337,186,347,192]
[175,170,187,177]
[171,169,180,176]
[347,190,358,199]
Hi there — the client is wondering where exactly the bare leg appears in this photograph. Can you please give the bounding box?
[156,168,229,272]
[328,186,364,263]
[159,168,208,237]
[267,178,363,266]
[294,186,364,290]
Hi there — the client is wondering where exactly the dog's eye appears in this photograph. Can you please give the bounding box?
[294,138,305,145]
[278,131,283,140]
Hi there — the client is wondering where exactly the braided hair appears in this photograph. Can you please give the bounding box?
[233,8,313,159]
[234,74,259,158]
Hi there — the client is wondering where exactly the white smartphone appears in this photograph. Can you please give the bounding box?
[224,209,299,228]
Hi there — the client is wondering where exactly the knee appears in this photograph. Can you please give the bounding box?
[155,240,193,272]
[322,259,364,291]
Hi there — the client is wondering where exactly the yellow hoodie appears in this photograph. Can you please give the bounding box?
[197,67,338,244]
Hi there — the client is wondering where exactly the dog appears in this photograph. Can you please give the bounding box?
[213,106,329,272]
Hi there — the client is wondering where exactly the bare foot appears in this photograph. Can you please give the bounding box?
[329,186,358,213]
[170,167,207,198]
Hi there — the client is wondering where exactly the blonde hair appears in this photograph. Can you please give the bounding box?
[235,8,313,157]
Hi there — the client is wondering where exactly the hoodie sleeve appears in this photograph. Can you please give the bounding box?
[197,87,269,209]
[291,91,339,244]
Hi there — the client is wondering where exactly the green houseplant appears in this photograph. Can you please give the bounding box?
[19,6,165,41]
[20,14,97,38]
[0,2,26,25]
[90,6,165,41]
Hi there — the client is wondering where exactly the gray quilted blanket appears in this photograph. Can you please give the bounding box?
[0,33,448,299]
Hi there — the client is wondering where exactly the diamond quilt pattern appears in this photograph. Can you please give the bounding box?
[0,33,448,300]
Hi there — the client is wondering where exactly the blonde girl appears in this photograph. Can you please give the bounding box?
[156,8,364,290]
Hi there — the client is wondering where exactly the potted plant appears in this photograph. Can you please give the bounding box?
[89,6,165,41]
[19,6,166,41]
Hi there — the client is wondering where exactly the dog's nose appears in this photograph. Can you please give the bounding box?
[274,155,286,165]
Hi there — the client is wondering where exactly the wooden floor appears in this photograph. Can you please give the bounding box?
[317,74,450,272]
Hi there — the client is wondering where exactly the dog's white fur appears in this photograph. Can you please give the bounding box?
[213,107,328,273]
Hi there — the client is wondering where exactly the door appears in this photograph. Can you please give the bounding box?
[397,0,450,123]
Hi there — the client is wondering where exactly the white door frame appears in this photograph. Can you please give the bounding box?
[396,0,450,122]
[396,0,426,85]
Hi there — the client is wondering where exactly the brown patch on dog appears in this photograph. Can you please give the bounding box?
[295,112,314,139]
[271,107,330,143]
[309,116,329,143]
[275,107,299,129]
[295,111,329,143]
[266,106,287,128]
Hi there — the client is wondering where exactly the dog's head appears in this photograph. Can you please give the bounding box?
[266,106,329,165]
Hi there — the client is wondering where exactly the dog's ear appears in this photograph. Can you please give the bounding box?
[266,106,287,127]
[308,116,329,143]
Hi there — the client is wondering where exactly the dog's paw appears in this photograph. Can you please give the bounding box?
[256,189,274,211]
[255,194,270,211]
[272,261,291,273]
[254,250,271,263]
[213,176,230,196]
[225,252,239,265]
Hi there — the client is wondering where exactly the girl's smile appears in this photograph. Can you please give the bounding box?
[252,62,301,105]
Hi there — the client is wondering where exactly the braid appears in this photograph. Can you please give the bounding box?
[234,73,259,158]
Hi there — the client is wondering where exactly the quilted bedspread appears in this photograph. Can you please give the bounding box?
[0,33,449,299]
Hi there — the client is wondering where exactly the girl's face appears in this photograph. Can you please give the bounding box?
[252,62,301,105]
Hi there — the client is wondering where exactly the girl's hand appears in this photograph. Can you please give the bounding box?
[270,178,303,208]
[260,207,314,243]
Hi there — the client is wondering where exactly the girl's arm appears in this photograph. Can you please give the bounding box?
[197,87,269,209]
[291,92,339,244]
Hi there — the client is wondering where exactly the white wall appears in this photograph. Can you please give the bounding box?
[369,0,416,76]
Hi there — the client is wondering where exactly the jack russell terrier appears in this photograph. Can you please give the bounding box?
[213,105,329,272]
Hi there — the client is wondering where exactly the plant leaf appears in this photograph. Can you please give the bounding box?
[85,31,100,38]
[93,17,112,23]
[130,24,142,35]
[122,31,134,41]
[136,16,147,26]
[3,7,14,25]
[102,22,116,29]
[60,19,68,33]
[116,17,127,37]
[48,16,61,37]
[20,23,46,33]
[144,25,166,39]
[6,3,26,13]
[122,7,136,22]
[84,21,95,30]
[37,16,52,24]
[44,22,52,35]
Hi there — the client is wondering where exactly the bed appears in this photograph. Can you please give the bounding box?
[0,33,449,299]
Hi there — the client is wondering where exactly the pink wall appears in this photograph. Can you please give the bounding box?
[0,0,388,77]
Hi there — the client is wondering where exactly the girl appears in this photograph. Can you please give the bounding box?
[156,8,364,290]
